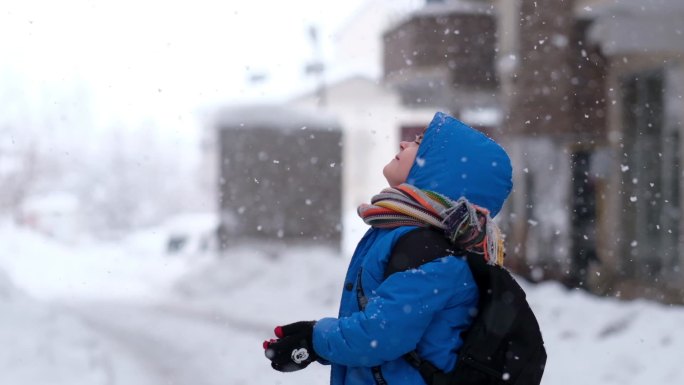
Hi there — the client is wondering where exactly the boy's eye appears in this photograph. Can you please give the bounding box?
[414,134,424,144]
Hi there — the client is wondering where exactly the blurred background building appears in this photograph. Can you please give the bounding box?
[213,105,343,249]
[375,0,684,302]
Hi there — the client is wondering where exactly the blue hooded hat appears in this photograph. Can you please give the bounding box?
[406,112,513,217]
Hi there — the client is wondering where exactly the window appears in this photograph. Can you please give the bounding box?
[569,150,598,286]
[400,125,427,143]
[620,69,680,278]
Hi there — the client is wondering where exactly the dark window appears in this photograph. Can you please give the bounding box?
[620,69,680,278]
[569,150,598,286]
[400,125,426,143]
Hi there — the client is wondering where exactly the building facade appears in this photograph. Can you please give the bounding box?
[214,106,343,250]
[382,0,684,302]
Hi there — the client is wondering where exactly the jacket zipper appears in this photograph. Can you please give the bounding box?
[356,268,389,385]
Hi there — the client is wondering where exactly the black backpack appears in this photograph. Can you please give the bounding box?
[383,228,547,385]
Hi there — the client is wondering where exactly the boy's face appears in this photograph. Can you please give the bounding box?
[383,133,423,187]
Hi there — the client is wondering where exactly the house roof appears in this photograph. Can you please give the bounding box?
[414,0,495,17]
[287,74,390,104]
[580,0,684,55]
[577,0,684,17]
[214,104,340,132]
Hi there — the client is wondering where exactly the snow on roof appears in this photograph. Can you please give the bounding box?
[288,74,387,104]
[579,0,684,55]
[413,0,495,17]
[588,13,684,55]
[383,1,494,35]
[460,107,502,127]
[577,0,684,17]
[214,104,341,132]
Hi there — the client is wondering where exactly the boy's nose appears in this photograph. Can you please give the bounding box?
[399,141,410,150]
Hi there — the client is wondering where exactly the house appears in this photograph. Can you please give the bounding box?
[383,0,500,128]
[213,105,343,250]
[495,0,608,286]
[579,0,684,300]
[381,0,684,302]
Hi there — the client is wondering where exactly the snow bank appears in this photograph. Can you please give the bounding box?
[524,281,684,385]
[0,220,177,384]
[0,220,189,301]
[0,268,18,299]
[173,244,347,326]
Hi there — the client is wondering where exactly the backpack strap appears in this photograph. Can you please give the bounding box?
[383,228,465,385]
[384,227,456,279]
[356,251,442,385]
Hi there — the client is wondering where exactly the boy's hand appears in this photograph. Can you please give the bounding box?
[263,321,317,372]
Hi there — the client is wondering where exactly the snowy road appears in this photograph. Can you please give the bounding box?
[0,224,340,385]
[65,301,331,385]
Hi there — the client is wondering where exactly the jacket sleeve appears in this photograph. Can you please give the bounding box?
[312,256,477,367]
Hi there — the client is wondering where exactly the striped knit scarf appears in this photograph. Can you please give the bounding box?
[357,183,505,266]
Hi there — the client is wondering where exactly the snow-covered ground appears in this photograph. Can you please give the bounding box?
[0,217,683,385]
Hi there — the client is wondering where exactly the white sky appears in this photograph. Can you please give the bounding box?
[0,0,368,137]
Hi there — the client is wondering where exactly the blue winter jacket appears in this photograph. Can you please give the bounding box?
[312,112,513,385]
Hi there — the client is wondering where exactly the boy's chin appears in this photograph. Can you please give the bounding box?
[382,166,394,186]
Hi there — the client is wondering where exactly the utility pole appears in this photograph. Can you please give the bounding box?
[305,25,326,108]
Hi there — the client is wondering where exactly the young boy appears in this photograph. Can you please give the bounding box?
[264,112,513,385]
